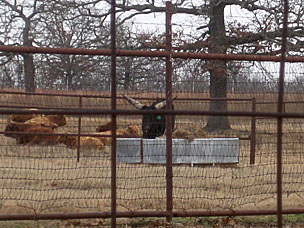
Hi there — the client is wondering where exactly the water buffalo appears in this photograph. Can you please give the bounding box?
[123,95,176,139]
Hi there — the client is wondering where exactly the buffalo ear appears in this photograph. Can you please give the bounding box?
[123,95,144,110]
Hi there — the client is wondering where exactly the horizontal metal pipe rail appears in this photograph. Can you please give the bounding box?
[0,45,304,62]
[0,208,304,221]
[1,108,304,119]
[0,90,253,102]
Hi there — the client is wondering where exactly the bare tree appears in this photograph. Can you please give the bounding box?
[35,3,111,91]
[1,0,303,133]
[0,1,167,92]
[0,0,51,92]
[82,0,304,132]
[115,24,169,92]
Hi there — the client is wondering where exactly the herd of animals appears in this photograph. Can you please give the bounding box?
[3,112,141,150]
[2,96,207,150]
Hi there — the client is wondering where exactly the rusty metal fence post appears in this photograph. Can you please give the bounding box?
[165,1,173,223]
[250,98,256,165]
[277,0,289,227]
[77,96,82,162]
[110,0,117,227]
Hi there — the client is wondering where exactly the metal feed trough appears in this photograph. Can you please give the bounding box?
[117,138,239,165]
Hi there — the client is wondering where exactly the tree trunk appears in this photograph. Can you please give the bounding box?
[124,71,130,90]
[23,53,35,92]
[204,1,231,132]
[23,19,35,92]
[123,59,132,90]
[66,67,73,90]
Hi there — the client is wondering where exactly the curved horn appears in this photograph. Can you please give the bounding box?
[154,96,178,110]
[123,95,144,109]
[154,100,166,110]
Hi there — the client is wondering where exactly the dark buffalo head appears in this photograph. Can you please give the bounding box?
[123,95,176,139]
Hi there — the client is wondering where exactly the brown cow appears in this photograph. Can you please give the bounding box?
[96,121,112,132]
[4,122,34,139]
[19,126,60,145]
[96,124,141,146]
[24,116,58,129]
[4,120,58,145]
[60,135,105,150]
[46,114,67,127]
[7,108,41,123]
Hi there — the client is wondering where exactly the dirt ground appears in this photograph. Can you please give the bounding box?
[0,113,304,226]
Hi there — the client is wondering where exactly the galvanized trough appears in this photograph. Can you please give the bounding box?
[117,138,239,165]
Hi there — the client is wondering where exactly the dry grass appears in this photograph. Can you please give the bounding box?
[0,91,304,217]
[1,90,304,113]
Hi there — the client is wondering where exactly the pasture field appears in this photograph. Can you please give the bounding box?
[0,91,304,225]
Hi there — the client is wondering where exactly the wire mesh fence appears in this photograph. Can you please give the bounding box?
[0,89,304,216]
[0,0,303,227]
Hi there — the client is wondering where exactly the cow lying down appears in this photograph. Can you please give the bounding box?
[4,123,60,145]
[59,135,105,150]
[17,127,61,145]
[4,109,67,146]
[7,111,66,127]
[96,124,141,146]
[24,116,58,129]
[60,124,141,150]
[4,116,63,145]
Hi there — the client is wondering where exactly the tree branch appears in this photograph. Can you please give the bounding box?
[227,28,304,46]
[222,0,276,13]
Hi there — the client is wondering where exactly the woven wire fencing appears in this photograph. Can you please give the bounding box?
[0,0,303,227]
[0,91,264,212]
[1,80,304,221]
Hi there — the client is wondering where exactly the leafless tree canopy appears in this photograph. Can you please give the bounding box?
[0,0,303,129]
